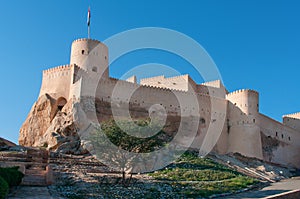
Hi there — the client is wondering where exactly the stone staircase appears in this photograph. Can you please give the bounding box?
[21,148,53,186]
[22,164,48,186]
[0,148,53,186]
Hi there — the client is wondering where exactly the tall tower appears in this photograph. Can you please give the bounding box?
[70,38,109,78]
[226,89,263,159]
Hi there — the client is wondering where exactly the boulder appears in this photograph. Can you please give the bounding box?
[19,94,88,155]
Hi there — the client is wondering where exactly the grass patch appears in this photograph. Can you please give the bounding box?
[150,168,237,181]
[149,151,258,198]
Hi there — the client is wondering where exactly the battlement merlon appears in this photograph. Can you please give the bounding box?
[42,64,74,74]
[282,113,300,132]
[283,112,300,119]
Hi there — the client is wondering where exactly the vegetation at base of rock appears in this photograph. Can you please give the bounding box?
[0,167,24,186]
[86,120,259,197]
[148,151,258,197]
[0,176,9,199]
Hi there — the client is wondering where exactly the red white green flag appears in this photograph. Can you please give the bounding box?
[87,7,91,26]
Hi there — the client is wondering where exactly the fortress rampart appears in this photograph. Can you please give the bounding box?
[282,112,300,134]
[39,64,74,100]
[23,38,300,168]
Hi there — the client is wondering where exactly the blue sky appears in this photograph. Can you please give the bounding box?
[0,0,299,144]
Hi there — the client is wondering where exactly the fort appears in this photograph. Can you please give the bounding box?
[19,38,300,169]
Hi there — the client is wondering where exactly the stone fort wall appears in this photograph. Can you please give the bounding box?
[283,112,300,132]
[39,65,74,100]
[34,38,300,168]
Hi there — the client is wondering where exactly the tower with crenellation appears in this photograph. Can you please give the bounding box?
[20,36,300,169]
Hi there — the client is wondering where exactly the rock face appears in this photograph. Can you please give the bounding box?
[0,137,16,147]
[19,94,88,155]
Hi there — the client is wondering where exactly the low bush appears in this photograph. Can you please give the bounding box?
[0,166,24,186]
[0,176,9,199]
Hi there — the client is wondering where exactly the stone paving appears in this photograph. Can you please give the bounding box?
[226,177,300,199]
[7,186,58,199]
[6,178,300,199]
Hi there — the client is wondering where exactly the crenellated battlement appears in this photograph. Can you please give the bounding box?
[72,38,101,44]
[107,77,225,101]
[43,64,73,74]
[283,112,300,118]
[226,89,259,96]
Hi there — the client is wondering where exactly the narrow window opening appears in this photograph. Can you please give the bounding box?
[200,118,206,125]
[92,67,97,72]
[81,50,85,55]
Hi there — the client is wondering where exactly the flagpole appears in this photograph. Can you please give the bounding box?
[88,25,90,39]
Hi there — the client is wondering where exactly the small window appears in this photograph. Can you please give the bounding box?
[276,132,278,137]
[200,118,206,124]
[253,119,256,123]
[92,67,97,72]
[288,136,291,141]
[81,50,85,55]
[281,134,284,139]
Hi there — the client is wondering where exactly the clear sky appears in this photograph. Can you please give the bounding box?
[0,0,299,144]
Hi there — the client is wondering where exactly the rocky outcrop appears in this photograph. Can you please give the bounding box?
[0,137,16,147]
[19,94,88,155]
[0,137,19,151]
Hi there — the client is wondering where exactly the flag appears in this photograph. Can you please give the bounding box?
[87,7,91,26]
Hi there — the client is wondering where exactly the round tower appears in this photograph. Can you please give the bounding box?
[226,89,263,159]
[70,38,109,78]
[227,89,259,115]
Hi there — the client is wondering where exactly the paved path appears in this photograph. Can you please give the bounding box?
[7,186,55,199]
[7,178,300,199]
[226,177,300,198]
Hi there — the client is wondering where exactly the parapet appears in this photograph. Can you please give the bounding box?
[43,64,73,74]
[72,38,101,44]
[226,89,259,96]
[283,112,300,119]
[201,80,223,88]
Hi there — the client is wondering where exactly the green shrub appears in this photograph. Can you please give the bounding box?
[0,167,24,186]
[0,176,9,199]
[91,119,171,153]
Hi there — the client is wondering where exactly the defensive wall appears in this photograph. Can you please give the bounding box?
[33,38,300,168]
